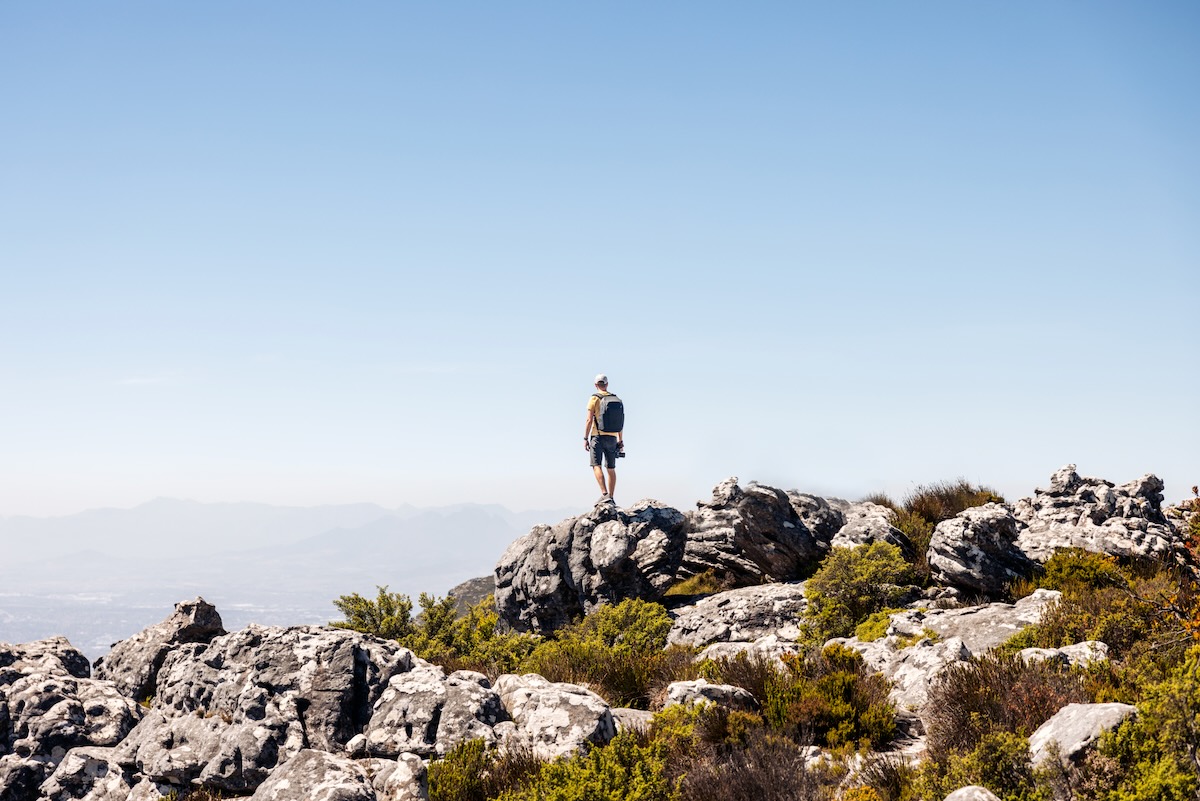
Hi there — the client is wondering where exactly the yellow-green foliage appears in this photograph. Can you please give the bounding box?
[428,738,543,801]
[706,645,895,751]
[891,508,935,579]
[493,732,677,801]
[664,570,728,597]
[916,731,1049,801]
[1077,646,1200,801]
[521,599,700,708]
[854,609,901,642]
[805,543,915,640]
[331,585,416,640]
[331,588,540,676]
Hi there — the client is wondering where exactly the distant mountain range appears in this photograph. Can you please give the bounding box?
[0,498,574,660]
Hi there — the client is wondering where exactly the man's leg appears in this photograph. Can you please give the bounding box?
[606,468,617,501]
[593,465,610,495]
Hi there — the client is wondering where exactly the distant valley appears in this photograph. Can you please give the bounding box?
[0,499,574,659]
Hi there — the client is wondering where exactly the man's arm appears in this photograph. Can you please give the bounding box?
[584,409,594,449]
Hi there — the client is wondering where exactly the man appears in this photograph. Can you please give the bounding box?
[584,373,624,503]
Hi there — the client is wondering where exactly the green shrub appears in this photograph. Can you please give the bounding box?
[664,570,732,597]
[706,645,895,751]
[855,609,901,642]
[1076,645,1200,801]
[332,589,541,677]
[891,508,935,581]
[331,585,416,640]
[856,754,918,801]
[805,543,915,641]
[520,599,700,708]
[924,652,1086,762]
[428,738,544,801]
[493,731,677,801]
[917,731,1049,801]
[672,726,839,801]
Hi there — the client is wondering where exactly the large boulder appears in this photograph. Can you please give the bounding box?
[492,673,615,760]
[364,665,505,758]
[664,679,757,711]
[927,504,1037,594]
[0,639,143,801]
[38,746,141,801]
[1028,702,1137,767]
[680,478,825,585]
[93,597,225,700]
[886,589,1062,655]
[249,749,376,801]
[944,788,1001,801]
[666,582,808,647]
[824,498,913,553]
[494,500,688,633]
[1014,465,1178,563]
[115,624,413,794]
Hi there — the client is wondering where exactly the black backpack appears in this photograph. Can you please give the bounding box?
[592,393,624,433]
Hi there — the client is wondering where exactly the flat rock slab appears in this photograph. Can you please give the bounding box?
[667,582,807,647]
[1028,702,1137,767]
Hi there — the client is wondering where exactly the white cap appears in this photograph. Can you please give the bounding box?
[594,373,608,385]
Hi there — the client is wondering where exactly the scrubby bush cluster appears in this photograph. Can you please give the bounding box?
[804,542,915,642]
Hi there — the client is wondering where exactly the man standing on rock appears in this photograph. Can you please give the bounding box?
[584,374,624,503]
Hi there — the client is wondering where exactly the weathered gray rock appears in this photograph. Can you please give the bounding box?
[494,500,688,633]
[664,679,757,711]
[825,499,913,553]
[93,597,224,700]
[927,504,1037,594]
[1019,641,1109,669]
[887,589,1062,655]
[611,708,654,733]
[885,638,973,712]
[114,702,307,793]
[250,749,375,801]
[154,624,412,752]
[364,665,504,758]
[1015,465,1178,563]
[0,637,91,681]
[113,624,412,794]
[697,633,804,666]
[0,754,51,801]
[492,673,615,760]
[666,582,807,647]
[786,493,847,543]
[373,753,428,801]
[1028,702,1137,767]
[680,479,824,585]
[38,745,136,801]
[944,787,1001,801]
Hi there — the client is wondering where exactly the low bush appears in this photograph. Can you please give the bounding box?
[704,645,895,751]
[854,609,902,642]
[855,754,918,801]
[428,738,544,801]
[902,478,1004,526]
[663,570,733,597]
[493,731,677,801]
[521,599,701,708]
[924,652,1086,762]
[805,542,915,641]
[916,731,1049,801]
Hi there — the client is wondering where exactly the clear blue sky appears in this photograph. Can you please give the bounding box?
[2,2,1197,517]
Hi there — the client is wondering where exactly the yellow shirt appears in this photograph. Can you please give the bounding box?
[587,391,620,437]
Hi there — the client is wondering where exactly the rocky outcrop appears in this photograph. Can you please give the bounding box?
[1028,702,1137,767]
[1019,641,1109,669]
[929,466,1187,595]
[664,679,757,711]
[1014,465,1177,562]
[248,749,427,801]
[0,639,143,801]
[833,590,1061,718]
[824,498,913,553]
[93,597,224,700]
[364,666,505,758]
[494,500,688,633]
[492,674,616,760]
[927,504,1036,594]
[679,479,824,584]
[666,582,807,647]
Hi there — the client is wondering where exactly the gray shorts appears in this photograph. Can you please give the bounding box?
[589,435,620,468]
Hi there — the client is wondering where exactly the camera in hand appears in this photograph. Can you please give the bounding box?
[617,445,626,458]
